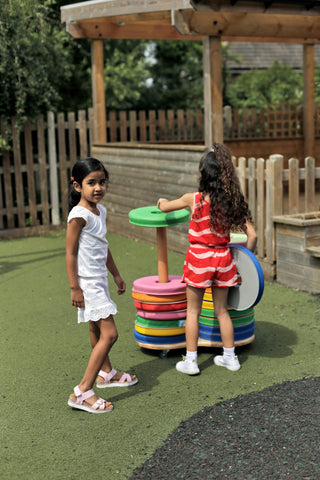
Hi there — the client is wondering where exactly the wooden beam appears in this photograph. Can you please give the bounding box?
[91,40,106,144]
[172,10,199,36]
[171,11,320,40]
[63,6,320,42]
[303,44,315,158]
[67,19,202,40]
[203,36,223,147]
[191,0,320,16]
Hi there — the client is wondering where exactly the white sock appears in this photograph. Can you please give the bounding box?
[186,350,198,362]
[223,347,235,359]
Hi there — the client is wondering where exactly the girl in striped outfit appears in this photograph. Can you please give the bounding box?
[157,144,257,375]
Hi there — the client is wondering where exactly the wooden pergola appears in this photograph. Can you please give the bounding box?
[61,0,320,157]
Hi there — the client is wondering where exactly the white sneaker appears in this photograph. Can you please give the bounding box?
[176,357,200,375]
[214,355,241,371]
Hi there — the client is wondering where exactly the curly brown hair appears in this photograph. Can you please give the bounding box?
[198,143,252,232]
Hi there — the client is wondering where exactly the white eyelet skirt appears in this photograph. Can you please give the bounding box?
[77,276,118,323]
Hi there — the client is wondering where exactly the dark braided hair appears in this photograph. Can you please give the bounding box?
[68,157,109,211]
[198,143,252,232]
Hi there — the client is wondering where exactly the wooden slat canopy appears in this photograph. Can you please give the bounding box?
[61,0,320,153]
[191,0,320,15]
[61,0,320,43]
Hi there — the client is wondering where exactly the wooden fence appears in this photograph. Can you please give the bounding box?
[232,154,320,275]
[104,102,320,143]
[0,109,93,232]
[0,107,320,280]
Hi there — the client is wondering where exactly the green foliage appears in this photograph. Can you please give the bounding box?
[138,40,204,110]
[315,68,320,103]
[103,40,150,110]
[0,0,91,122]
[226,61,304,108]
[0,134,10,151]
[0,0,64,121]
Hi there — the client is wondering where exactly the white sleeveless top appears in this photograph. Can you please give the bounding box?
[67,204,109,278]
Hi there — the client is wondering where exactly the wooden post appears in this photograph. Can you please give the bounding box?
[203,36,223,148]
[157,227,169,283]
[91,39,106,144]
[47,112,60,225]
[303,44,315,158]
[266,154,283,263]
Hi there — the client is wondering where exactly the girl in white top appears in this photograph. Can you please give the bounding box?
[66,157,138,414]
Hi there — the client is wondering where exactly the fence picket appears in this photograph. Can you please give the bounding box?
[288,157,299,214]
[78,110,88,158]
[57,112,69,221]
[238,157,247,197]
[167,110,175,140]
[88,107,94,151]
[12,118,25,227]
[256,158,265,258]
[129,110,137,142]
[305,156,315,212]
[67,112,77,168]
[37,115,50,225]
[149,110,156,142]
[120,111,127,141]
[1,119,14,228]
[177,109,185,140]
[248,157,256,224]
[139,111,147,142]
[24,122,37,226]
[196,109,203,140]
[109,111,117,142]
[266,154,284,262]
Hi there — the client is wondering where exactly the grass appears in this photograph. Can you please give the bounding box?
[1,230,320,479]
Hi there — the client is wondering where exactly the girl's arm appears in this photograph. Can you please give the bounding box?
[107,248,126,295]
[65,217,86,307]
[157,193,194,213]
[244,220,257,252]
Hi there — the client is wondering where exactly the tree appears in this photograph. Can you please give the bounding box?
[226,61,304,108]
[137,40,204,110]
[103,40,150,110]
[0,0,77,122]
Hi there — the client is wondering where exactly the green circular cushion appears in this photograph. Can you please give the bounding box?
[129,206,189,227]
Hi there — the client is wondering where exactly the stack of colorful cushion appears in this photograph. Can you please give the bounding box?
[198,289,255,347]
[132,275,187,350]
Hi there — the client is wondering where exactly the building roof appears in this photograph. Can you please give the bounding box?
[226,42,320,73]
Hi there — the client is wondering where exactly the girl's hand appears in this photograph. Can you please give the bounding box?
[114,274,126,295]
[71,287,85,308]
[157,198,168,209]
[157,193,194,212]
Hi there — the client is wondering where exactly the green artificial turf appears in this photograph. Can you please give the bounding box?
[1,230,320,479]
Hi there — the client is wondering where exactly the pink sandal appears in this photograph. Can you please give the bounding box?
[68,385,113,413]
[96,368,138,388]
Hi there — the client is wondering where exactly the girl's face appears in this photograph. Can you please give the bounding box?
[75,170,107,209]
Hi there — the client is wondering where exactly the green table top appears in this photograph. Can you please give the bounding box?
[129,206,190,227]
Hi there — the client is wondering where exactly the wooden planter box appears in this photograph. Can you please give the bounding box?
[273,212,320,294]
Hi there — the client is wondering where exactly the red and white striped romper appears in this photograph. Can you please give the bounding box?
[182,192,238,289]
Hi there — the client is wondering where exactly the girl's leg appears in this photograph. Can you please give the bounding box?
[91,319,138,385]
[212,287,240,371]
[185,285,204,351]
[90,318,117,374]
[211,286,234,348]
[73,316,118,407]
[176,285,203,375]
